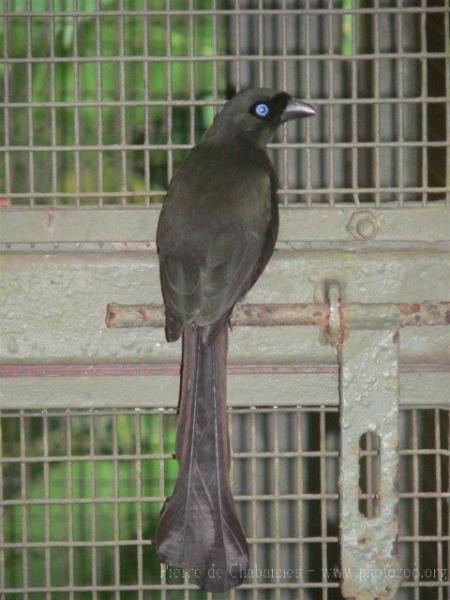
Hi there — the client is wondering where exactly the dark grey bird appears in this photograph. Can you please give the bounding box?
[155,88,316,592]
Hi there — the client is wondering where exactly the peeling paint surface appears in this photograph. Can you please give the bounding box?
[3,250,449,366]
[339,329,401,600]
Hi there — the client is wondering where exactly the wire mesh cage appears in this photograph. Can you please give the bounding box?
[1,407,448,598]
[0,1,449,599]
[1,1,448,208]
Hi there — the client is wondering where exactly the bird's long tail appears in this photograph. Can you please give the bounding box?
[154,324,249,592]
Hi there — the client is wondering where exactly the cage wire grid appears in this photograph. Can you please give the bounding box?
[0,1,449,208]
[0,407,448,598]
[1,1,450,599]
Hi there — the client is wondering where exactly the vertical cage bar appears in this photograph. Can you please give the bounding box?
[188,0,195,146]
[250,407,257,599]
[350,5,359,207]
[0,416,5,591]
[412,409,420,600]
[327,1,335,208]
[112,412,120,599]
[134,412,144,600]
[165,0,173,184]
[320,407,329,599]
[66,413,75,600]
[280,0,288,208]
[228,409,237,600]
[272,409,281,600]
[158,410,168,600]
[234,0,241,86]
[420,1,428,207]
[42,414,51,600]
[297,409,305,600]
[304,0,312,207]
[72,0,81,208]
[142,1,151,208]
[211,0,219,109]
[446,0,450,207]
[118,1,127,207]
[396,0,404,207]
[95,0,104,208]
[257,0,264,86]
[2,0,11,198]
[89,413,98,600]
[448,410,450,580]
[373,1,381,206]
[19,413,29,598]
[25,0,34,208]
[434,409,444,600]
[49,1,58,206]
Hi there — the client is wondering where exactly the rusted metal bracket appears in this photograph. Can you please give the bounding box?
[325,281,401,600]
[338,327,400,600]
[106,294,449,600]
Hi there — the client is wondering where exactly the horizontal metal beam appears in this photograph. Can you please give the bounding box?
[2,205,450,244]
[1,365,448,409]
[1,209,449,410]
[2,250,449,367]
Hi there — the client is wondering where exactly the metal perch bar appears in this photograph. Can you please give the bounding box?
[106,301,450,330]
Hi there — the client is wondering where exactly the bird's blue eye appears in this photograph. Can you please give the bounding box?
[254,103,269,118]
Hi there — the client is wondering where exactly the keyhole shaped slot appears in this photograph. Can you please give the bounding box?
[358,431,381,518]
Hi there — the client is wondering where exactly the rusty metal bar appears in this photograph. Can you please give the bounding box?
[105,301,450,330]
[105,302,328,329]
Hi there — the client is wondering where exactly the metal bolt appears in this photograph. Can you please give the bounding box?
[356,218,376,239]
[347,210,380,240]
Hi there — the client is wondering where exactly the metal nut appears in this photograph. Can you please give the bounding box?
[347,210,380,240]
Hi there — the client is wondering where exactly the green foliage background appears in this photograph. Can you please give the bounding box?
[1,1,224,597]
[1,408,206,597]
[0,0,225,206]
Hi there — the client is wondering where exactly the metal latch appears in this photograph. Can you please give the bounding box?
[106,292,450,600]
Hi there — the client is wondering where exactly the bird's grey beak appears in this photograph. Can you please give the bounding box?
[280,99,317,123]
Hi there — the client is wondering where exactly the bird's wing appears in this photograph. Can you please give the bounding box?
[157,139,277,339]
[157,151,274,341]
[159,211,266,335]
